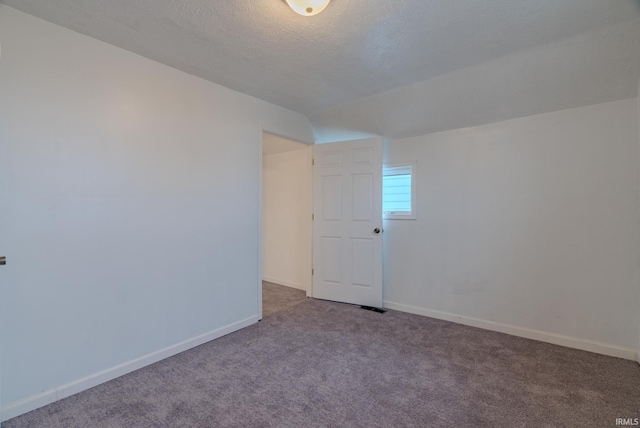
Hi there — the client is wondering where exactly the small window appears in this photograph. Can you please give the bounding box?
[383,162,416,220]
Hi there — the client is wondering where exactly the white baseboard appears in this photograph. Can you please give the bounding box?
[383,300,638,361]
[262,276,307,292]
[0,315,258,423]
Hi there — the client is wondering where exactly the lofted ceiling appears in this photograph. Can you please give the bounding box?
[3,0,640,141]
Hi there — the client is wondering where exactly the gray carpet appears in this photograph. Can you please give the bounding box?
[3,290,640,427]
[261,281,306,317]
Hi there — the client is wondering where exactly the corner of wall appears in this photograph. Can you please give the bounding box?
[637,76,640,360]
[258,102,315,145]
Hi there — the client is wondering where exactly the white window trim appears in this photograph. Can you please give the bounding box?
[383,161,417,220]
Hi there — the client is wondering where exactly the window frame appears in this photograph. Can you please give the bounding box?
[383,161,417,220]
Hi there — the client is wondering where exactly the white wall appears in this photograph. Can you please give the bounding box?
[0,5,314,420]
[262,145,311,291]
[637,78,640,362]
[383,98,640,358]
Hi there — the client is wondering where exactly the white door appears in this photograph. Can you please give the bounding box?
[312,137,383,307]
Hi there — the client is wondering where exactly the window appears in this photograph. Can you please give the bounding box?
[383,162,416,220]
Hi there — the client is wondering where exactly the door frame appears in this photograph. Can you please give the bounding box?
[257,125,314,320]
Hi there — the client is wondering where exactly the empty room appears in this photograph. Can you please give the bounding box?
[1,1,639,427]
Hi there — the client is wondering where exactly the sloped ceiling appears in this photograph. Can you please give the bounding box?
[3,0,640,141]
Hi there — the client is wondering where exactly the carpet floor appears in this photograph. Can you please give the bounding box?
[261,281,306,317]
[3,285,639,427]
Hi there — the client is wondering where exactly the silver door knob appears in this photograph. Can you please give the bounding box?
[0,256,5,265]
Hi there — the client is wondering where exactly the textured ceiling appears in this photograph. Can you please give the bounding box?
[3,0,640,140]
[312,19,640,141]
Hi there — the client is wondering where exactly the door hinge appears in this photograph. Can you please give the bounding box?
[312,268,314,276]
[312,213,314,220]
[312,158,315,166]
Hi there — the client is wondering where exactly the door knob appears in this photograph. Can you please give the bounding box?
[0,256,5,265]
[373,228,381,234]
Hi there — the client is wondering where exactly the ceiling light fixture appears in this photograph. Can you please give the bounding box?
[285,0,331,17]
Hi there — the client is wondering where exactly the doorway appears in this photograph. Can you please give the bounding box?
[260,132,312,318]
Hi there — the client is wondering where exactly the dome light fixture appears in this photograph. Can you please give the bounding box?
[285,0,331,17]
